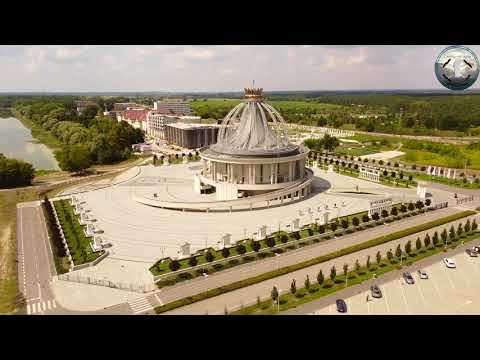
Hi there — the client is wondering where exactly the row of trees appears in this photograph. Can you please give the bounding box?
[0,153,35,188]
[270,218,478,308]
[166,202,428,273]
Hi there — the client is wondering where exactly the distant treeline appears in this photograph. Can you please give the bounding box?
[13,97,144,173]
[0,153,35,188]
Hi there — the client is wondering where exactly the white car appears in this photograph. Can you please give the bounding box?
[443,258,456,268]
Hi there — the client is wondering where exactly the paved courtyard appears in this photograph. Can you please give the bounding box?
[53,163,453,298]
[310,251,480,315]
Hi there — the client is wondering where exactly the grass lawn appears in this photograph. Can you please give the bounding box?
[233,230,480,314]
[0,188,38,314]
[53,200,101,265]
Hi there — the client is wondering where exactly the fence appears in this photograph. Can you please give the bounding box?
[457,196,475,205]
[57,273,156,293]
[153,204,440,283]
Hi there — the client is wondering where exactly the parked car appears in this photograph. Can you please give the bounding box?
[417,270,428,279]
[403,272,415,284]
[466,248,479,257]
[443,258,456,268]
[336,299,347,313]
[371,285,382,298]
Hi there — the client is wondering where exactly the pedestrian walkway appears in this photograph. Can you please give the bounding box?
[128,296,155,314]
[27,299,57,314]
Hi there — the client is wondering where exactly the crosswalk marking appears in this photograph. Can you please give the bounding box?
[128,297,154,314]
[27,300,57,314]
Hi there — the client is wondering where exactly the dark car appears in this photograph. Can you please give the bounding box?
[473,246,480,253]
[403,272,415,284]
[466,248,479,257]
[336,299,347,313]
[371,285,382,298]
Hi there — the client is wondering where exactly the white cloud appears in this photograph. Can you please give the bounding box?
[1,45,480,91]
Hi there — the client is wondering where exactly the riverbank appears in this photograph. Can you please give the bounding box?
[11,109,62,151]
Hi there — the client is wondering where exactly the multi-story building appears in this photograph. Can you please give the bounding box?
[153,99,192,116]
[146,110,177,140]
[164,123,219,149]
[117,109,149,132]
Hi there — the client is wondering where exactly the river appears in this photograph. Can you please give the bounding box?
[0,116,60,170]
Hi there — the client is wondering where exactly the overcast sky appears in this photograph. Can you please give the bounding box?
[0,45,479,92]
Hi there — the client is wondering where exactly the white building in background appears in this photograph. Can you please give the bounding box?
[359,166,380,182]
[146,110,178,140]
[153,99,192,116]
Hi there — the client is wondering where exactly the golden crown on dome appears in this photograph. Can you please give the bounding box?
[244,87,264,99]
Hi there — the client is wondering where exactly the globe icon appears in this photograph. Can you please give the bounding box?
[435,45,479,90]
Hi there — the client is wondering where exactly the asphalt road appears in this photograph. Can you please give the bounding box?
[17,203,58,314]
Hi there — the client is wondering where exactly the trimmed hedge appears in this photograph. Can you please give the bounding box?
[154,210,476,314]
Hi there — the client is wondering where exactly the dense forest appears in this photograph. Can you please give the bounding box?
[0,153,35,187]
[13,97,144,172]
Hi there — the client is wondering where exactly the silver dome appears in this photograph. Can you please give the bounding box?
[210,88,293,156]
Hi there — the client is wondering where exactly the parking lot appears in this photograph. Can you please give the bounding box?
[311,251,480,315]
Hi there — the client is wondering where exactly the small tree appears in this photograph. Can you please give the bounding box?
[237,244,247,255]
[305,275,311,291]
[449,225,456,242]
[432,231,438,247]
[408,202,415,211]
[189,256,198,267]
[387,249,393,263]
[355,259,361,274]
[465,219,471,233]
[205,251,215,262]
[257,295,261,307]
[343,263,348,280]
[366,255,371,269]
[290,279,297,295]
[395,244,402,259]
[330,266,337,283]
[423,234,431,249]
[317,269,324,286]
[416,237,422,251]
[266,237,276,248]
[425,199,431,206]
[341,219,349,229]
[400,204,407,213]
[330,223,338,232]
[376,251,382,265]
[352,217,359,226]
[252,241,261,252]
[391,207,398,216]
[381,209,389,219]
[362,214,370,223]
[405,240,412,257]
[441,229,448,245]
[372,212,380,221]
[222,247,230,258]
[457,223,463,237]
[280,234,289,243]
[169,259,181,271]
[472,219,478,231]
[271,286,279,305]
